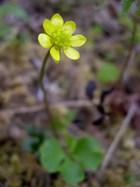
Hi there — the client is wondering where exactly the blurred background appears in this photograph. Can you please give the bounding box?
[0,0,140,187]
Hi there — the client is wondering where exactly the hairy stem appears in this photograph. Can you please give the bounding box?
[39,50,52,118]
[38,50,58,137]
[39,50,50,86]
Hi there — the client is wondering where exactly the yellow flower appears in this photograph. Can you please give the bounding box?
[38,13,87,63]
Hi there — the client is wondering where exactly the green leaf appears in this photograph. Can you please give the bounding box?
[92,24,103,35]
[72,137,103,170]
[122,0,133,14]
[0,23,12,39]
[118,15,133,29]
[136,3,140,16]
[97,63,119,83]
[60,158,84,185]
[124,174,137,185]
[134,27,140,43]
[66,135,77,152]
[39,138,65,172]
[52,110,76,130]
[22,137,40,153]
[0,2,28,20]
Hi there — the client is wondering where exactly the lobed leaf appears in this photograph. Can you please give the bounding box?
[39,138,65,172]
[97,63,120,84]
[60,158,84,185]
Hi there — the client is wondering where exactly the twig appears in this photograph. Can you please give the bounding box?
[97,103,137,181]
[123,47,136,80]
[117,19,138,86]
[0,100,92,116]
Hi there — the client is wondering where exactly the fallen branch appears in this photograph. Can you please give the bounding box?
[97,103,137,181]
[0,100,92,116]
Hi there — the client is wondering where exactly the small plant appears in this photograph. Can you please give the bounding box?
[39,136,103,185]
[121,0,140,15]
[122,0,134,14]
[0,2,28,40]
[37,13,103,185]
[97,63,119,84]
[22,125,46,154]
[116,0,140,85]
[94,0,140,86]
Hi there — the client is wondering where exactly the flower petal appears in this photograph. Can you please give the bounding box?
[38,33,52,48]
[64,47,80,60]
[51,13,64,27]
[63,21,76,34]
[43,19,54,35]
[50,47,60,62]
[70,34,87,47]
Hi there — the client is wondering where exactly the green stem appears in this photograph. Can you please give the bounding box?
[39,50,51,116]
[38,50,58,137]
[39,50,50,86]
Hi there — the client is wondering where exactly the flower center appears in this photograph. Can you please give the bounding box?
[51,29,71,49]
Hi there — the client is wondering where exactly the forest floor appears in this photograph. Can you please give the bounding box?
[0,0,140,187]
